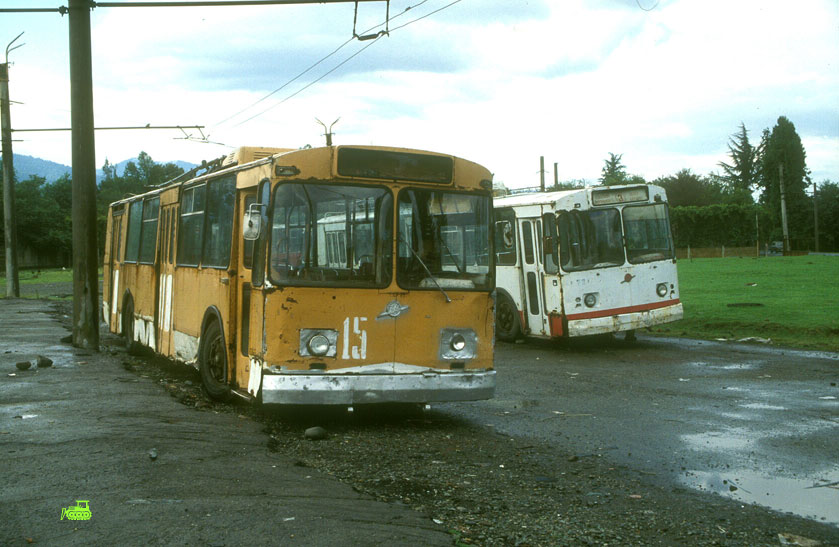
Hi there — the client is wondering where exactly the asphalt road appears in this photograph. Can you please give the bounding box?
[448,334,839,527]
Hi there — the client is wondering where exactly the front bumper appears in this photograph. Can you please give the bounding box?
[261,369,496,405]
[567,302,684,337]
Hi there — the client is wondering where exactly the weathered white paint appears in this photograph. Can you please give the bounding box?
[111,270,119,327]
[566,302,684,337]
[248,357,262,396]
[133,314,156,349]
[341,316,368,360]
[173,330,199,365]
[163,274,173,332]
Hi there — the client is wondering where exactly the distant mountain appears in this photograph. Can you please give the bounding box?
[1,154,71,183]
[0,154,198,184]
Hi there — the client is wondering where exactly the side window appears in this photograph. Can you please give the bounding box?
[124,200,143,263]
[542,212,558,274]
[252,179,271,287]
[177,184,206,266]
[522,220,535,265]
[494,207,517,266]
[168,206,177,264]
[138,197,160,264]
[202,176,236,268]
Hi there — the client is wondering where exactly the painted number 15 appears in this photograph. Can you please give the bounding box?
[342,316,367,360]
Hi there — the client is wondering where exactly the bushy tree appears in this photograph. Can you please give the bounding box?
[815,181,839,251]
[599,153,627,186]
[718,122,758,204]
[652,169,723,207]
[758,116,811,247]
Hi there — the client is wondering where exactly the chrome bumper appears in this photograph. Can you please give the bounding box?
[261,369,496,405]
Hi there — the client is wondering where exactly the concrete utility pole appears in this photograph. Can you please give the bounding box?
[1,33,23,298]
[553,162,558,188]
[779,163,790,254]
[69,0,99,349]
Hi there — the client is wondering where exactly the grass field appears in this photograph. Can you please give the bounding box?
[650,255,839,352]
[3,258,839,352]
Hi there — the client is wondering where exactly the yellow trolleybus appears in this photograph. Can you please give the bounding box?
[493,184,683,342]
[103,145,496,405]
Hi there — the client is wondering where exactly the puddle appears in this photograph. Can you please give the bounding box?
[681,428,754,452]
[681,468,839,526]
[740,402,787,411]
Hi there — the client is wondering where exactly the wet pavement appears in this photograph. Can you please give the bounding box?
[450,335,839,528]
[0,299,451,545]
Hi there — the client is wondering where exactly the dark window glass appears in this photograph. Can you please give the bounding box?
[396,189,492,291]
[269,183,393,288]
[177,184,206,266]
[542,213,558,274]
[168,206,176,264]
[522,221,535,265]
[124,200,143,263]
[202,176,236,268]
[557,208,624,271]
[252,181,271,287]
[623,203,674,263]
[139,197,160,264]
[337,147,453,184]
[494,208,517,266]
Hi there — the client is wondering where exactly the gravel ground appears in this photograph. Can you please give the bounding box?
[49,299,838,546]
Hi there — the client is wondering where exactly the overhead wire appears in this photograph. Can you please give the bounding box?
[212,0,463,131]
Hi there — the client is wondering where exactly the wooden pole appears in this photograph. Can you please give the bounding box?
[1,61,20,297]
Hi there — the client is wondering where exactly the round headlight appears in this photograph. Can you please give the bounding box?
[583,293,597,308]
[656,283,668,297]
[450,333,467,352]
[308,334,330,356]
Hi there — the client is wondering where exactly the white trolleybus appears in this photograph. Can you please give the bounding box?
[493,183,683,342]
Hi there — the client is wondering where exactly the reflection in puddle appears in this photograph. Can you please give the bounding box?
[681,428,754,452]
[741,402,786,411]
[681,468,839,526]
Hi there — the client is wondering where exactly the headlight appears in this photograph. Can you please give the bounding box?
[583,293,597,308]
[450,333,467,352]
[656,283,668,297]
[299,329,338,357]
[308,334,330,356]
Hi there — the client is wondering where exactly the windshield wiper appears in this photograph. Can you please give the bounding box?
[399,232,451,303]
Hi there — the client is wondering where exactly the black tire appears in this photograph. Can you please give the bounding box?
[496,292,521,342]
[122,298,140,355]
[199,321,230,401]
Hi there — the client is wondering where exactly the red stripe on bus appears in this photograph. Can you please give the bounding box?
[566,299,680,321]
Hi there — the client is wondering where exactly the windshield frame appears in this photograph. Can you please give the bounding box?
[266,181,394,289]
[395,188,494,292]
[556,207,626,273]
[622,202,675,264]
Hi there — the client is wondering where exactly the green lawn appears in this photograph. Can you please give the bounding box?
[650,255,839,352]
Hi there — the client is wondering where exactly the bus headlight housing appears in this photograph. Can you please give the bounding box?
[583,293,598,308]
[656,283,668,297]
[440,328,477,360]
[299,329,338,357]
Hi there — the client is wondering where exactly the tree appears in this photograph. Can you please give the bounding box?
[652,169,722,207]
[815,181,839,251]
[758,116,810,247]
[718,122,757,204]
[599,153,627,186]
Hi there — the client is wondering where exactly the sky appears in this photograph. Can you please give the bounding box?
[2,0,838,190]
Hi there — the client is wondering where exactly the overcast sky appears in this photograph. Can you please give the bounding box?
[3,0,838,189]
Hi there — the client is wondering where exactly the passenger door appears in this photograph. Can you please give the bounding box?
[156,204,177,356]
[517,218,547,336]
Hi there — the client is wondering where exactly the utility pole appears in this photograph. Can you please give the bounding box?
[69,0,99,349]
[539,156,545,192]
[553,162,558,188]
[779,163,790,254]
[1,33,23,298]
[813,180,819,252]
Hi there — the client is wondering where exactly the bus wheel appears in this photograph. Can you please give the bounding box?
[122,298,140,355]
[496,293,521,342]
[199,321,230,401]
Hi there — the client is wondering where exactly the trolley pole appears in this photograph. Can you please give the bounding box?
[69,0,100,349]
[1,59,20,297]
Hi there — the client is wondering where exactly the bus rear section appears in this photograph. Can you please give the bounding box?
[494,184,683,341]
[104,145,495,405]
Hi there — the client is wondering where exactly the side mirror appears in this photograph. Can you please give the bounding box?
[495,220,514,248]
[243,203,262,241]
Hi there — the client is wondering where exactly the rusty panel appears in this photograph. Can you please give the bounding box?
[261,287,396,371]
[393,291,494,370]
